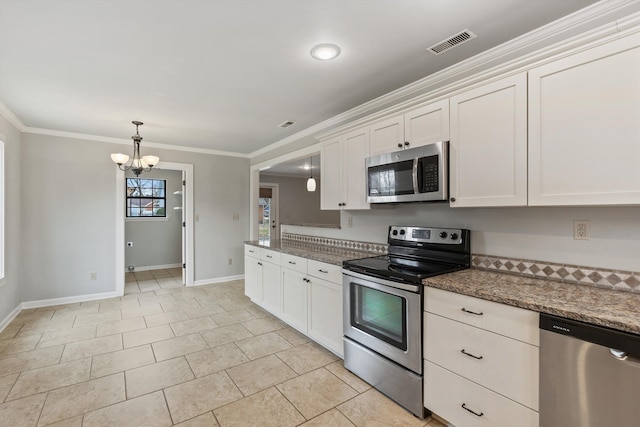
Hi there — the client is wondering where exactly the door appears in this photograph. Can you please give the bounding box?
[258,184,279,242]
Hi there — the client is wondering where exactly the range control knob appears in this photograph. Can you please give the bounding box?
[392,230,398,236]
[439,231,448,239]
[450,233,459,240]
[399,229,406,235]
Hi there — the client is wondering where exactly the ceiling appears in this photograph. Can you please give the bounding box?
[0,0,600,155]
[261,154,321,177]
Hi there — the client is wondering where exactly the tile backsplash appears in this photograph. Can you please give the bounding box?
[283,232,640,294]
[472,254,640,294]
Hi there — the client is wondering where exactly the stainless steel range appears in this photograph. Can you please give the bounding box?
[342,226,471,418]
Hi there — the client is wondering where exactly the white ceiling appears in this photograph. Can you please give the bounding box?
[261,154,321,177]
[0,0,600,155]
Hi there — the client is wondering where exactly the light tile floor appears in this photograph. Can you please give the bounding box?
[0,268,446,426]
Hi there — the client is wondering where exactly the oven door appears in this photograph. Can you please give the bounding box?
[343,269,423,374]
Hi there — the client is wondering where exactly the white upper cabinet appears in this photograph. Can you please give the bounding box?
[449,73,528,207]
[369,115,404,156]
[368,100,450,157]
[321,127,370,210]
[404,99,450,149]
[528,34,640,206]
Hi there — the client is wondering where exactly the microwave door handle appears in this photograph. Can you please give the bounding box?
[413,158,424,194]
[413,158,420,193]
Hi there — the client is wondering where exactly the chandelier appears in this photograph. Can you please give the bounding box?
[110,121,159,176]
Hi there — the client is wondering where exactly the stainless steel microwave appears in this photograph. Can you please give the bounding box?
[366,141,448,203]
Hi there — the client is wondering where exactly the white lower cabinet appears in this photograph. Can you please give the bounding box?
[244,245,344,357]
[425,361,539,427]
[308,275,343,355]
[424,287,539,426]
[260,260,281,316]
[281,267,309,333]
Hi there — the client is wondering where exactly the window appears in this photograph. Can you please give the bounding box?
[126,178,166,217]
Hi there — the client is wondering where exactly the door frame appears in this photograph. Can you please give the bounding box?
[115,161,195,295]
[259,182,279,241]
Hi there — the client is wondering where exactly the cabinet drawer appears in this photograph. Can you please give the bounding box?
[281,254,308,274]
[260,248,281,264]
[425,287,539,346]
[307,260,342,284]
[425,361,538,427]
[245,245,260,258]
[425,313,539,410]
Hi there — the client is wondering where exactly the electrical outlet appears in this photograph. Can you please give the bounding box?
[233,213,240,221]
[348,217,353,228]
[90,272,97,280]
[227,258,233,265]
[195,214,200,221]
[573,220,590,240]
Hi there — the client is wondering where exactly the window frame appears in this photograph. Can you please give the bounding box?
[125,177,167,219]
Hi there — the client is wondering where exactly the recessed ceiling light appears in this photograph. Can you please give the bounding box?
[310,44,341,60]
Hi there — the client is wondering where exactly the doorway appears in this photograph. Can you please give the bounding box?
[259,183,279,243]
[115,161,194,295]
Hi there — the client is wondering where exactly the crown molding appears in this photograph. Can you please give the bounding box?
[23,126,250,158]
[255,0,640,148]
[0,100,26,132]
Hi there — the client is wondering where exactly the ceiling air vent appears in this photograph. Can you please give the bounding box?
[427,30,476,55]
[278,120,296,128]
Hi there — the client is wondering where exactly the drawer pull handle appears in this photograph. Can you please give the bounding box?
[266,255,272,258]
[288,261,296,265]
[461,349,483,360]
[461,403,484,417]
[257,262,262,266]
[461,308,483,316]
[249,250,255,253]
[318,269,328,273]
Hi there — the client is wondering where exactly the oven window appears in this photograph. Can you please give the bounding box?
[351,284,407,350]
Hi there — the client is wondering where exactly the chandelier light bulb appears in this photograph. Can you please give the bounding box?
[110,121,159,176]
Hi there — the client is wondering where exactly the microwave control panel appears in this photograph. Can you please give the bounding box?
[420,155,439,193]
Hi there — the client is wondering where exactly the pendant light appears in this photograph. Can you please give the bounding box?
[306,156,316,192]
[110,121,159,176]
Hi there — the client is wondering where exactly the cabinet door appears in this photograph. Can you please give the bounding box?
[343,127,370,210]
[261,261,282,316]
[281,268,308,333]
[320,137,343,210]
[404,99,450,149]
[449,73,528,207]
[244,256,262,302]
[528,34,640,205]
[369,115,404,156]
[308,276,343,356]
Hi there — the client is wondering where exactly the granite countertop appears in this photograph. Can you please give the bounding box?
[424,269,640,335]
[245,240,377,266]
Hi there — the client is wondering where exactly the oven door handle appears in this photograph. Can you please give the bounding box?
[342,269,421,293]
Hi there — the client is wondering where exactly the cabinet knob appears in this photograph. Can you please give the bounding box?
[397,143,403,148]
[404,141,410,146]
[450,197,456,203]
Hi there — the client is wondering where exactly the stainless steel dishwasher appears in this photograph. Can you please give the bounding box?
[540,313,640,427]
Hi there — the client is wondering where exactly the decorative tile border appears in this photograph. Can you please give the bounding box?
[282,233,388,255]
[472,254,640,294]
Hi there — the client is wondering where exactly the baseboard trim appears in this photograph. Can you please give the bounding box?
[191,275,244,287]
[21,291,121,309]
[128,263,182,272]
[0,304,22,333]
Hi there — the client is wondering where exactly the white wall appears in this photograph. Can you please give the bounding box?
[20,133,249,301]
[125,168,182,270]
[260,174,340,227]
[282,204,640,272]
[0,115,22,323]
